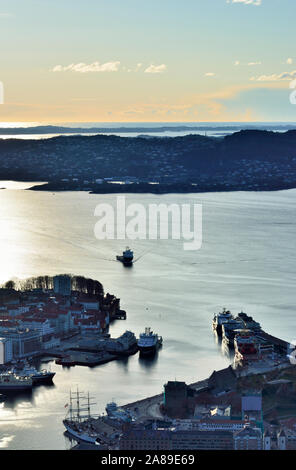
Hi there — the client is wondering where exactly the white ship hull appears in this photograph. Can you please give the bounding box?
[63,421,99,444]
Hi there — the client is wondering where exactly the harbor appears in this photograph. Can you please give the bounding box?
[0,189,295,449]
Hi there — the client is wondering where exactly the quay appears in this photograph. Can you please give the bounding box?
[122,378,209,421]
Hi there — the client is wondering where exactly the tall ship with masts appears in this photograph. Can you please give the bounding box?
[63,389,100,445]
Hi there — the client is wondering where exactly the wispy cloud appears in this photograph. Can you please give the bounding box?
[251,71,296,81]
[52,61,120,73]
[287,58,293,65]
[205,72,216,77]
[144,64,167,74]
[235,60,261,66]
[227,0,262,5]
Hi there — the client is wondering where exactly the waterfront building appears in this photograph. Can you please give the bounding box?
[241,392,263,429]
[119,428,234,450]
[163,381,190,418]
[234,424,262,450]
[208,366,237,394]
[0,328,42,359]
[119,429,171,450]
[53,275,71,296]
[197,418,245,432]
[171,430,234,450]
[0,337,13,364]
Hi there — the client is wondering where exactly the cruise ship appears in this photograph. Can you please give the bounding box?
[137,327,163,356]
[212,309,233,336]
[234,329,259,363]
[0,372,33,392]
[116,247,134,266]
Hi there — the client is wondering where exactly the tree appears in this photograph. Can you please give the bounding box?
[5,280,15,290]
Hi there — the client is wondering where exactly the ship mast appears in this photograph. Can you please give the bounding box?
[69,389,73,421]
[87,392,90,419]
[76,386,80,423]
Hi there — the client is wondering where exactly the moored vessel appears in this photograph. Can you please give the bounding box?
[212,308,233,336]
[236,311,261,332]
[63,390,100,445]
[15,363,55,385]
[222,318,244,348]
[0,372,33,392]
[234,329,259,363]
[137,327,162,356]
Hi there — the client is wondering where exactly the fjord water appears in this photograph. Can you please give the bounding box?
[0,186,295,449]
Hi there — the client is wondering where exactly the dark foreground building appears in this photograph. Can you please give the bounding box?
[119,429,234,450]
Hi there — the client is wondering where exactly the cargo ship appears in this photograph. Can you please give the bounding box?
[116,247,134,266]
[212,308,233,336]
[137,327,163,356]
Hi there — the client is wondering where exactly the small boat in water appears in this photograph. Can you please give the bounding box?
[137,327,163,356]
[116,247,134,266]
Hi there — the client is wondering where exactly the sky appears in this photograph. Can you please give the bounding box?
[0,0,296,123]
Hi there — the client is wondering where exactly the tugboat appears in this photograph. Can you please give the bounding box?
[0,372,33,392]
[212,308,233,336]
[116,247,134,266]
[137,327,163,356]
[63,390,100,445]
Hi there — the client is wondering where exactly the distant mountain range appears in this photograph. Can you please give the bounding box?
[0,124,296,134]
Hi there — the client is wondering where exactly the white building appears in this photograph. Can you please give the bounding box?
[20,318,54,337]
[0,337,13,364]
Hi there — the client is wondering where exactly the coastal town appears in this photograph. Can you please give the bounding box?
[0,275,134,368]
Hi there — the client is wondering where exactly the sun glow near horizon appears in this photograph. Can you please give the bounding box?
[0,0,295,122]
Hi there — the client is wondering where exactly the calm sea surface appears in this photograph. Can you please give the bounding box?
[0,183,295,449]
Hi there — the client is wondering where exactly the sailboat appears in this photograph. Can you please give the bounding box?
[63,389,101,444]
